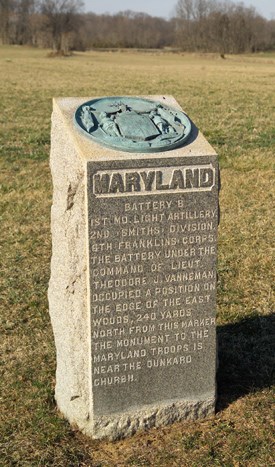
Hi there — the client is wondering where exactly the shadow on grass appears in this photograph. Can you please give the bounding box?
[216,313,275,411]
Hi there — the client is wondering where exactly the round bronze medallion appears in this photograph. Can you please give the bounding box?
[74,97,192,153]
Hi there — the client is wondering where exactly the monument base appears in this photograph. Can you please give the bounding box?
[91,397,215,440]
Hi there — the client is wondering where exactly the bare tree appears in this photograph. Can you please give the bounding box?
[15,0,36,44]
[175,0,218,21]
[0,0,15,44]
[40,0,83,53]
[175,0,219,50]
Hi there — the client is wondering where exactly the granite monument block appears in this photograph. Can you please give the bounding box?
[48,96,219,440]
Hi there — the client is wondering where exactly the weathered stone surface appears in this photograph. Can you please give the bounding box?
[92,397,215,440]
[48,96,218,440]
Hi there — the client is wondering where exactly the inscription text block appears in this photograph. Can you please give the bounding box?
[87,157,219,417]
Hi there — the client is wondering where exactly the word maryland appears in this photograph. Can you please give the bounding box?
[92,164,216,197]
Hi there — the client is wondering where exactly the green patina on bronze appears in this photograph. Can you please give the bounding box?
[74,97,192,153]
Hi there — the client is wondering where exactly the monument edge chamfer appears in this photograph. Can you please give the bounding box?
[74,96,193,153]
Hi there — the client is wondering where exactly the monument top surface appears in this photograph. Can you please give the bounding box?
[74,96,192,153]
[53,95,217,161]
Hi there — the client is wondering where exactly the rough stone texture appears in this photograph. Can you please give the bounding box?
[49,96,218,440]
[92,397,215,441]
[49,104,91,431]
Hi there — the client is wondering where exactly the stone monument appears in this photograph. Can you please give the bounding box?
[48,96,219,440]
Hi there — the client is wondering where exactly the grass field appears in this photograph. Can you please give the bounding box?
[0,46,274,466]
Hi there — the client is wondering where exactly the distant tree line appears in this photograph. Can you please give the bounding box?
[0,0,274,54]
[175,0,275,53]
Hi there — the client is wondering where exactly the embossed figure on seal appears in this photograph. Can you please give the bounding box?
[74,97,192,153]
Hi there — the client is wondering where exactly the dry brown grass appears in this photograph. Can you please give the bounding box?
[0,46,274,466]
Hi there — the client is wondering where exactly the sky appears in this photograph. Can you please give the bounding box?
[84,0,275,20]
